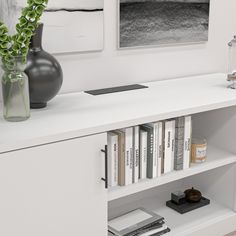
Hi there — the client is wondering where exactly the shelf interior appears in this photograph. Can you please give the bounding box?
[109,165,236,235]
[109,194,235,236]
[109,106,236,201]
[108,145,236,201]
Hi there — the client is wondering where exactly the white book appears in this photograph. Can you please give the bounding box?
[139,130,147,179]
[107,132,118,187]
[164,120,173,174]
[183,116,192,170]
[122,127,133,185]
[133,126,140,183]
[154,123,159,178]
[157,122,163,177]
[171,120,176,171]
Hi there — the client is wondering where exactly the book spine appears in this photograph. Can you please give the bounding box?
[140,125,154,179]
[171,120,175,171]
[174,117,184,171]
[153,124,158,179]
[164,121,172,174]
[139,130,147,179]
[157,122,163,177]
[183,116,192,170]
[141,224,168,235]
[125,127,133,185]
[107,133,118,187]
[118,132,126,186]
[147,128,154,179]
[133,126,140,183]
[161,122,165,174]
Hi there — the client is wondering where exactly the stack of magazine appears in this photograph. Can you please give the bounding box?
[108,208,170,236]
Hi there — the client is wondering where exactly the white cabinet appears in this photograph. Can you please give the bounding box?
[0,133,107,236]
[1,74,236,236]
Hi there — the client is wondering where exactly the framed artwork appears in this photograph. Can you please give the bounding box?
[0,0,104,54]
[118,0,210,49]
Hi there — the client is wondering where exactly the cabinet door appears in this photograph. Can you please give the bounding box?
[0,133,107,236]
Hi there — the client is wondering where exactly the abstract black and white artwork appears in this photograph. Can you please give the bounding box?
[0,0,104,53]
[118,0,210,49]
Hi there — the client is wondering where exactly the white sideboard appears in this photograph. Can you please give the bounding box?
[0,73,236,236]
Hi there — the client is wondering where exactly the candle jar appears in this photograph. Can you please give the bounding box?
[191,138,207,163]
[227,36,236,89]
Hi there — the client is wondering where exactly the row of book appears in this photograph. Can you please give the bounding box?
[107,116,192,187]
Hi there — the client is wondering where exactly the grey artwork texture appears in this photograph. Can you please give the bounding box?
[119,0,210,48]
[0,0,104,53]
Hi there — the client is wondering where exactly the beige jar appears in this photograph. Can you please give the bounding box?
[191,138,207,163]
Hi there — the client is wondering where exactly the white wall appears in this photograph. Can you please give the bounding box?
[55,0,236,94]
[1,0,236,99]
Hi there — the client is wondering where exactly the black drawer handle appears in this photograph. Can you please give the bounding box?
[101,145,108,189]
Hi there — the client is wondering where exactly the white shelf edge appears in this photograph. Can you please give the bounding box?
[2,98,236,155]
[1,73,236,154]
[108,147,236,202]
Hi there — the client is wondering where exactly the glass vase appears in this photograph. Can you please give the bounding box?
[227,36,236,89]
[1,56,30,122]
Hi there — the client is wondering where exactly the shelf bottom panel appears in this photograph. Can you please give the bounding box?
[150,198,235,236]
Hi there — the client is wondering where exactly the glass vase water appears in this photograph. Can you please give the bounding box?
[1,56,30,122]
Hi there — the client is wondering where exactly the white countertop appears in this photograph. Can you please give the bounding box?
[0,73,235,153]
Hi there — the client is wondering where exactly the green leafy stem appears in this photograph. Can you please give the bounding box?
[0,0,49,70]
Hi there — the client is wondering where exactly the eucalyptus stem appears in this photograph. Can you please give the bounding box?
[0,0,49,72]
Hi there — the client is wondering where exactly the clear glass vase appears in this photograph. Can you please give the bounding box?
[1,56,30,122]
[227,36,236,89]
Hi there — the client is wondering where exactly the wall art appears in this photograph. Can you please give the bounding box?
[0,0,104,53]
[118,0,210,49]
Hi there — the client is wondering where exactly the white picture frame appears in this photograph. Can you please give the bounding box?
[0,0,104,54]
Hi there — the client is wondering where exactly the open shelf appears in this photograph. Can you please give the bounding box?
[111,195,236,236]
[108,145,236,201]
[108,163,236,236]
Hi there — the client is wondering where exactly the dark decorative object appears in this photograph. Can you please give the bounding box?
[85,84,148,96]
[184,187,202,203]
[171,191,186,205]
[166,197,210,214]
[166,187,210,214]
[25,23,63,109]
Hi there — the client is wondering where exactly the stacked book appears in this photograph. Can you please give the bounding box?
[107,116,192,187]
[108,208,170,236]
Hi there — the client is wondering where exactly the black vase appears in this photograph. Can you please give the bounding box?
[25,23,63,109]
